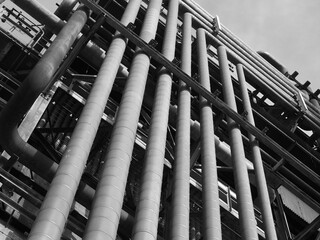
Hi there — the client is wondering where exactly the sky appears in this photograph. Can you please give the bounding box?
[1,0,320,92]
[196,0,320,92]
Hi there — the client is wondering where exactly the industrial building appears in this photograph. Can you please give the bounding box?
[0,0,319,239]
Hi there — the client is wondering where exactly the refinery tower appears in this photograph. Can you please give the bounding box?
[0,0,319,240]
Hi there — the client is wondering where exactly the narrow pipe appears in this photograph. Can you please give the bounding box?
[197,28,222,240]
[82,1,163,239]
[0,191,36,222]
[131,0,179,239]
[257,51,288,75]
[218,32,320,125]
[178,1,212,30]
[237,63,278,240]
[217,30,320,125]
[10,0,65,34]
[0,167,43,208]
[204,30,320,134]
[169,12,192,240]
[0,168,86,237]
[181,0,213,24]
[217,45,258,240]
[24,7,89,240]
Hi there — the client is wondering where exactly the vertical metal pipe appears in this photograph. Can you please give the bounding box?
[197,28,222,240]
[82,1,163,239]
[131,0,179,239]
[217,45,258,240]
[25,7,89,240]
[169,12,192,240]
[0,3,88,176]
[237,63,278,240]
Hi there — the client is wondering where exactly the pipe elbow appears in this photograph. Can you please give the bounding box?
[257,51,288,75]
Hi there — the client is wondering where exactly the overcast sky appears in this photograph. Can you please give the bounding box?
[2,0,320,92]
[196,0,320,93]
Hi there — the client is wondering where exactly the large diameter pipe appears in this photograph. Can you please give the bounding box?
[131,0,179,239]
[82,1,163,239]
[24,7,89,240]
[0,4,88,171]
[237,63,278,240]
[168,12,192,240]
[217,45,258,240]
[197,28,222,240]
[28,0,142,239]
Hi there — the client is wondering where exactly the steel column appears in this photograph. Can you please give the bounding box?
[131,0,179,239]
[197,28,222,240]
[237,63,278,240]
[82,1,163,239]
[169,12,192,240]
[217,45,258,240]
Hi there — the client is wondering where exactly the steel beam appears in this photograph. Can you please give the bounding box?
[78,0,320,189]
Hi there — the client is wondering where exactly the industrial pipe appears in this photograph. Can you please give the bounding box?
[237,63,278,240]
[197,28,222,240]
[82,1,163,239]
[23,7,89,240]
[257,51,288,75]
[10,0,65,34]
[217,45,259,240]
[54,0,78,20]
[168,12,192,240]
[217,28,320,128]
[131,0,179,239]
[27,0,143,239]
[0,4,89,174]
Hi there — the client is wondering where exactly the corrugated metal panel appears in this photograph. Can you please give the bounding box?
[278,186,319,223]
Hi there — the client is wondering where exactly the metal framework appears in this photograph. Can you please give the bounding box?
[0,0,319,239]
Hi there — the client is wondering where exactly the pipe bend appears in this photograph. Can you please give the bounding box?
[257,51,288,75]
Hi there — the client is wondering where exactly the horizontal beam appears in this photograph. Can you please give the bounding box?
[79,0,320,191]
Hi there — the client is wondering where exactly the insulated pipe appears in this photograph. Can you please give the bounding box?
[82,1,163,239]
[24,7,89,240]
[217,45,258,240]
[26,0,140,239]
[197,28,222,240]
[169,12,192,240]
[0,6,88,172]
[237,63,278,240]
[28,0,142,239]
[131,0,179,239]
